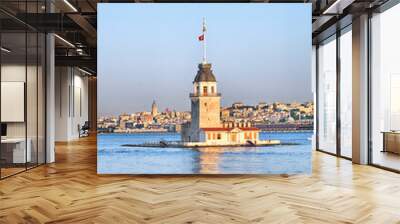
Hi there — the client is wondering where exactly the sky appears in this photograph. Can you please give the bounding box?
[98,3,312,116]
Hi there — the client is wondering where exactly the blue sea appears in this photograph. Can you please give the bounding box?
[97,132,312,174]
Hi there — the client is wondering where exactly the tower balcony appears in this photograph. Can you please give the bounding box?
[190,93,221,97]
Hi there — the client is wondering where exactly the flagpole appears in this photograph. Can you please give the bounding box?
[203,18,207,64]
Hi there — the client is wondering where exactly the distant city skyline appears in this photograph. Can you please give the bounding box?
[98,4,312,116]
[101,100,313,117]
[97,101,314,133]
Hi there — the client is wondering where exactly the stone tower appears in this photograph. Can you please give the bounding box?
[190,63,222,131]
[151,100,158,117]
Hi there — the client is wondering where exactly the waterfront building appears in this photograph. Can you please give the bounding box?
[119,120,126,130]
[232,102,245,109]
[180,19,272,146]
[125,121,134,129]
[256,102,268,110]
[221,107,230,120]
[119,113,130,121]
[181,62,263,145]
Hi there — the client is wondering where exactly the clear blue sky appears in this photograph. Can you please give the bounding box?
[98,3,312,116]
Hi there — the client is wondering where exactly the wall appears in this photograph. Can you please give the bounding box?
[197,97,221,128]
[1,64,44,140]
[1,65,26,138]
[55,67,89,141]
[1,62,46,166]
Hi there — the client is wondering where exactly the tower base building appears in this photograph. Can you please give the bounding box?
[181,63,279,147]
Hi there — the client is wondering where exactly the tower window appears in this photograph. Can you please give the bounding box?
[211,86,215,94]
[203,86,208,95]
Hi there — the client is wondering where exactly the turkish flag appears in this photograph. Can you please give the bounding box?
[198,34,204,41]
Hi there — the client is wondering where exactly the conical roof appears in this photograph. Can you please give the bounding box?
[193,63,216,82]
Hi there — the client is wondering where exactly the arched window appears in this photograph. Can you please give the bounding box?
[203,86,208,95]
[211,86,215,94]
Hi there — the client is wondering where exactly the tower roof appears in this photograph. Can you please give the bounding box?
[194,63,216,83]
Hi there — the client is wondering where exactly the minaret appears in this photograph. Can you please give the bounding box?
[151,100,158,117]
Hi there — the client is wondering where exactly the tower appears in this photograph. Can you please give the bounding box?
[181,18,222,142]
[151,100,158,117]
[191,18,221,129]
[190,63,221,130]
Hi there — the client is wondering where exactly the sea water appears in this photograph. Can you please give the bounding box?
[97,132,312,174]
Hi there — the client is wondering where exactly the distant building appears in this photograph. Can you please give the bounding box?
[125,121,134,129]
[119,113,130,121]
[119,120,126,130]
[257,102,267,110]
[221,107,230,119]
[142,114,153,124]
[151,100,158,117]
[232,102,244,109]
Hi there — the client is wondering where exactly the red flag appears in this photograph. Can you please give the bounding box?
[198,34,204,41]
